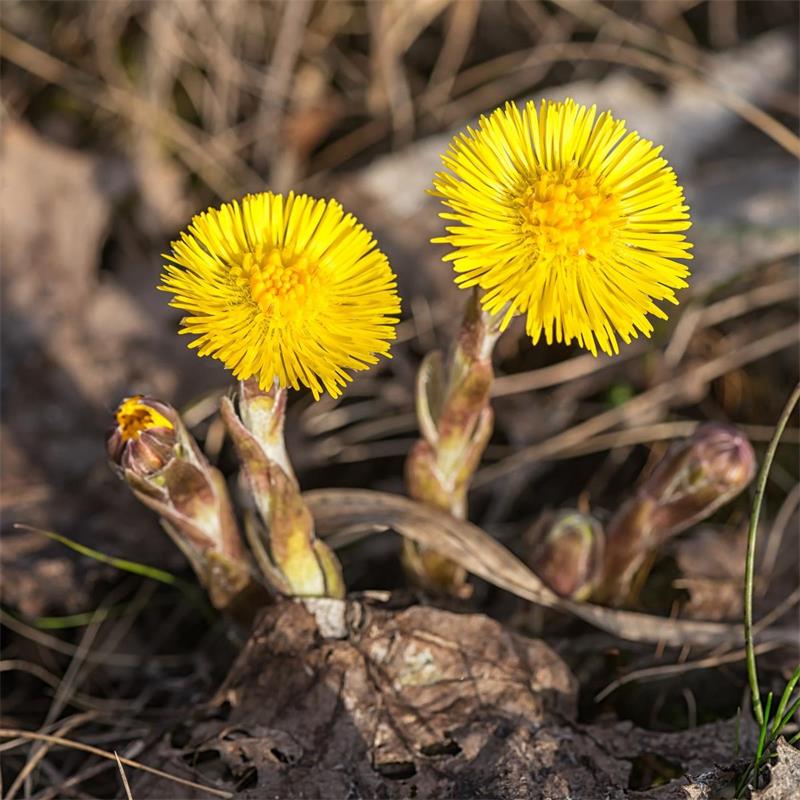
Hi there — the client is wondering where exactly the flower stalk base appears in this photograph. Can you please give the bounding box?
[221,379,345,599]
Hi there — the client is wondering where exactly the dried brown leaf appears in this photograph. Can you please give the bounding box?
[752,739,800,800]
[305,488,795,648]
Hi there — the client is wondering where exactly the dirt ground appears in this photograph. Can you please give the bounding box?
[1,1,799,797]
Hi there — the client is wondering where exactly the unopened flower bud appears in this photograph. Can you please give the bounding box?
[108,396,254,614]
[595,423,756,604]
[108,396,177,477]
[645,423,756,536]
[527,510,604,599]
[221,380,345,599]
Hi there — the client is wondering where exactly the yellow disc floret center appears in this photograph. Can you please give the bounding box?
[231,244,317,323]
[518,167,623,261]
[116,396,173,442]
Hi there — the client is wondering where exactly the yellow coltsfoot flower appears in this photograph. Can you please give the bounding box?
[433,98,693,356]
[161,192,401,399]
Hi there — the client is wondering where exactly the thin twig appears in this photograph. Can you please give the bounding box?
[492,271,796,398]
[492,345,644,397]
[752,587,800,636]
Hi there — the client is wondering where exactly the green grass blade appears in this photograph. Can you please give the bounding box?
[735,708,742,758]
[34,607,124,629]
[755,693,773,766]
[770,665,800,739]
[775,694,800,738]
[14,523,217,624]
[15,524,180,584]
[737,693,775,797]
[744,383,800,726]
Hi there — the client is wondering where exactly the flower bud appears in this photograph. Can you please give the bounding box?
[108,396,255,614]
[595,423,756,604]
[107,396,176,477]
[526,510,605,599]
[221,380,345,599]
[645,423,756,536]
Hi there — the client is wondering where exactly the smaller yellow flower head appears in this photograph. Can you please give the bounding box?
[116,396,173,442]
[433,98,693,356]
[160,192,401,399]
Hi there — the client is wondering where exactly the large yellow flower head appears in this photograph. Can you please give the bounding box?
[433,98,693,356]
[160,192,401,399]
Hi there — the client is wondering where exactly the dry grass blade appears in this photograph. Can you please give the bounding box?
[0,28,258,196]
[0,660,131,713]
[421,0,481,110]
[760,483,800,581]
[492,345,645,397]
[540,422,800,461]
[492,271,796,399]
[305,489,795,648]
[476,323,798,486]
[3,712,99,800]
[437,40,800,157]
[0,609,186,668]
[0,729,233,799]
[594,641,784,702]
[115,751,134,800]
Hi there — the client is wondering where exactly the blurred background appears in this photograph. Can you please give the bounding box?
[1,0,799,768]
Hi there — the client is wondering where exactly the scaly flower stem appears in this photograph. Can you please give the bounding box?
[744,383,800,727]
[403,290,501,597]
[221,380,345,599]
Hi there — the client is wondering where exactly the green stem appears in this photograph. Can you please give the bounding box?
[744,383,800,727]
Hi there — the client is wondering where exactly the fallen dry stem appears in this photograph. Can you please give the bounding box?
[541,422,800,461]
[492,345,644,397]
[553,0,703,69]
[760,483,800,581]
